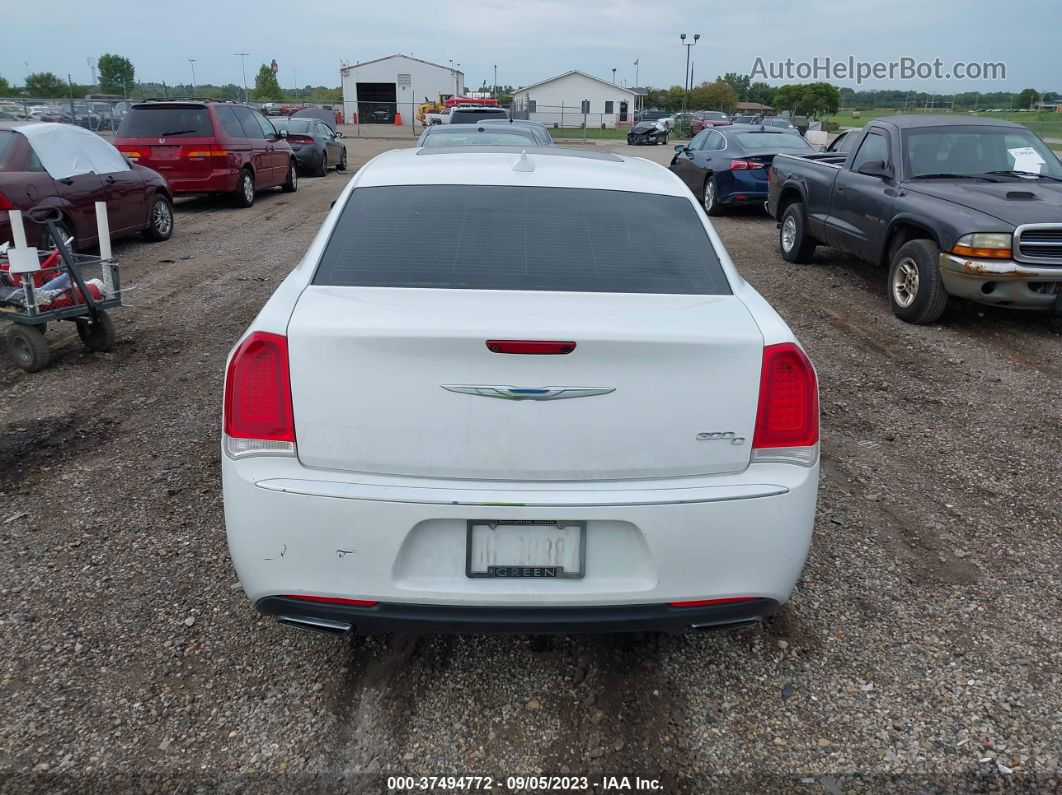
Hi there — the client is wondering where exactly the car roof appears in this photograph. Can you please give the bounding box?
[351,147,686,196]
[870,114,1023,129]
[476,119,548,129]
[424,126,536,138]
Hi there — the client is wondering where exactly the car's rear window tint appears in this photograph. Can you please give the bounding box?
[732,131,811,149]
[449,109,508,124]
[313,185,731,295]
[117,107,213,138]
[423,131,535,147]
[0,131,15,166]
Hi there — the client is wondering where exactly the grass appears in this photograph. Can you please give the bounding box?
[549,127,629,140]
[825,108,1062,141]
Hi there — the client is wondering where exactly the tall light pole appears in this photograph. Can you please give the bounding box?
[188,59,197,95]
[234,52,249,102]
[612,67,617,84]
[293,68,297,102]
[493,64,497,99]
[679,33,699,113]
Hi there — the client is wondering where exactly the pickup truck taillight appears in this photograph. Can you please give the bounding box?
[223,332,296,459]
[751,343,819,466]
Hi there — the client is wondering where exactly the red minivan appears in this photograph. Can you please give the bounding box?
[114,101,298,208]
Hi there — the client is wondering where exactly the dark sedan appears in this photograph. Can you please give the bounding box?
[669,124,813,215]
[272,117,347,176]
[0,121,173,250]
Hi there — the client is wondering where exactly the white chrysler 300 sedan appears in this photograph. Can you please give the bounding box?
[222,146,819,636]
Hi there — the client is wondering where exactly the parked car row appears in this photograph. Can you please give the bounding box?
[662,114,1062,324]
[113,100,346,206]
[766,115,1062,323]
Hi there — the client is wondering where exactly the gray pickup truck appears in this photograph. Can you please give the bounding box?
[766,115,1062,323]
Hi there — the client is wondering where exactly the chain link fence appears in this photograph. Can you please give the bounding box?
[0,97,135,134]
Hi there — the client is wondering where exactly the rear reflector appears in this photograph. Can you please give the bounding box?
[751,342,819,466]
[671,597,759,608]
[486,340,576,355]
[283,595,379,607]
[223,331,296,459]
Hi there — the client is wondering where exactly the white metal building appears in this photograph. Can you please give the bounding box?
[340,55,464,126]
[512,71,639,129]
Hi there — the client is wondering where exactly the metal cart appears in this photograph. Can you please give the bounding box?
[1,211,122,372]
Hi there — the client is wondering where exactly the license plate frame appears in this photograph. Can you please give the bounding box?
[465,520,586,579]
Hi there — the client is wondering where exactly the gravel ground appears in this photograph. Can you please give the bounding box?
[1,138,1059,794]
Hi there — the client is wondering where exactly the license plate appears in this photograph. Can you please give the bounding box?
[152,146,179,160]
[466,520,585,579]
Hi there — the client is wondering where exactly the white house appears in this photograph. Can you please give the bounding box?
[340,55,464,126]
[512,71,639,129]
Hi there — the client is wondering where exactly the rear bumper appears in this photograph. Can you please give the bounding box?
[223,454,818,632]
[157,169,239,195]
[256,595,780,635]
[938,252,1062,309]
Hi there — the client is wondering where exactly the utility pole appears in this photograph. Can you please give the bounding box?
[293,68,297,102]
[188,59,197,95]
[679,34,699,114]
[493,64,497,99]
[87,57,97,88]
[234,52,249,102]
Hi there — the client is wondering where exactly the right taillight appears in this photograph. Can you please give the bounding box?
[0,191,13,210]
[751,342,819,466]
[223,331,296,459]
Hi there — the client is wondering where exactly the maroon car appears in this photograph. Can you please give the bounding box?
[691,111,733,134]
[0,121,173,250]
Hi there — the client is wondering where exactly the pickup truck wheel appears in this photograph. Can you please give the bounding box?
[779,203,816,262]
[702,176,723,217]
[889,239,949,324]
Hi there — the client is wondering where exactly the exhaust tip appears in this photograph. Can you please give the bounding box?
[276,615,353,636]
[690,618,761,633]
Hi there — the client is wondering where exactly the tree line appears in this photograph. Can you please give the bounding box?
[640,72,1056,117]
[0,54,340,103]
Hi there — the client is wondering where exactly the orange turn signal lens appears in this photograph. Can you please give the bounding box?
[951,245,1013,259]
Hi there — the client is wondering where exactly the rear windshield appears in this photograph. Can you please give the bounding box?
[733,131,811,149]
[449,109,508,124]
[117,106,213,138]
[0,131,14,165]
[314,185,730,295]
[423,131,534,147]
[274,118,313,134]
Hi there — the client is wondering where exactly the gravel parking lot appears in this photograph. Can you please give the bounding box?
[1,136,1059,793]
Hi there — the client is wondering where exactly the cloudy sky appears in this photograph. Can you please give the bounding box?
[3,0,1057,92]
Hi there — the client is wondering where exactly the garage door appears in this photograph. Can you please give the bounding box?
[357,82,397,124]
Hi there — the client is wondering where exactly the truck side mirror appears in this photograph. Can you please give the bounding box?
[857,159,893,179]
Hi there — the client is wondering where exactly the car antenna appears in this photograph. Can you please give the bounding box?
[512,150,534,172]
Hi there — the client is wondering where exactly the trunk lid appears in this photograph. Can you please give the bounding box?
[287,288,765,481]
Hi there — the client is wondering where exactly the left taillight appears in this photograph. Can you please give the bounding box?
[750,342,819,466]
[223,331,296,459]
[0,191,13,210]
